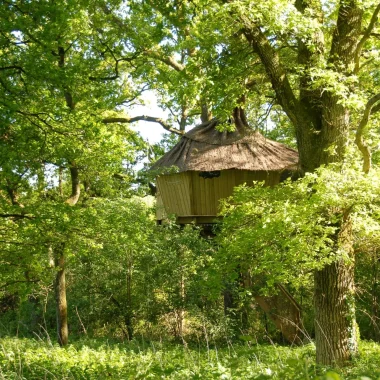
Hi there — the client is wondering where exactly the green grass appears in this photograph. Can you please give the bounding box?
[0,337,379,379]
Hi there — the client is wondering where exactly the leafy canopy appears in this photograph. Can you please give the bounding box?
[218,162,380,291]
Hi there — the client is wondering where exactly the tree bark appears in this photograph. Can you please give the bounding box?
[58,166,63,197]
[125,257,133,340]
[314,260,356,365]
[370,253,380,341]
[53,163,80,346]
[54,242,68,346]
[306,98,358,364]
[314,212,357,365]
[65,165,80,205]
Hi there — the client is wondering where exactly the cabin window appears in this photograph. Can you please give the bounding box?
[199,171,221,179]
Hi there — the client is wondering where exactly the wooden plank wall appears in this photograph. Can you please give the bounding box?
[233,170,280,187]
[191,170,233,216]
[156,173,192,216]
[191,170,281,217]
[157,170,281,219]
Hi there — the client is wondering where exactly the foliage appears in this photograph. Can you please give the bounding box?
[355,250,380,341]
[0,0,147,327]
[1,337,380,379]
[217,162,380,293]
[2,0,380,369]
[0,197,218,341]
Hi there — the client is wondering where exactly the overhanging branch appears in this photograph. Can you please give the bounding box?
[0,65,25,73]
[241,20,303,129]
[89,59,119,81]
[103,115,184,135]
[144,50,185,72]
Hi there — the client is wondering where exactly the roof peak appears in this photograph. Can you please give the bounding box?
[184,118,251,146]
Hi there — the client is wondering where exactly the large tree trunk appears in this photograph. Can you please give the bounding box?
[302,103,358,364]
[305,86,358,363]
[314,212,357,365]
[297,2,361,361]
[52,45,79,346]
[314,261,356,365]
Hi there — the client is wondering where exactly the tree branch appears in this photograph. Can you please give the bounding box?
[58,46,75,110]
[16,110,70,136]
[89,60,119,81]
[65,165,81,205]
[116,84,149,107]
[0,65,25,73]
[295,0,325,129]
[329,1,362,68]
[355,2,380,72]
[99,3,184,72]
[103,115,184,135]
[355,93,380,173]
[88,44,138,81]
[241,20,302,128]
[144,50,185,72]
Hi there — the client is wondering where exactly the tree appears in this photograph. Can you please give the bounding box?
[219,0,380,365]
[0,0,145,345]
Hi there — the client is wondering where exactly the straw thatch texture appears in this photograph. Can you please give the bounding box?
[152,119,298,172]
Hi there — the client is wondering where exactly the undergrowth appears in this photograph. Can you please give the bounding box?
[0,337,379,379]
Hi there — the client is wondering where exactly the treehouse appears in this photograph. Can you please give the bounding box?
[151,114,301,343]
[152,118,298,225]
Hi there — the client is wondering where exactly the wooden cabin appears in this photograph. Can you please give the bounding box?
[152,117,302,343]
[152,119,298,225]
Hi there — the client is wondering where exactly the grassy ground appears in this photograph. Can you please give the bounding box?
[0,337,379,379]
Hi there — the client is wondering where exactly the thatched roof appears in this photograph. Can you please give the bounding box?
[151,119,298,173]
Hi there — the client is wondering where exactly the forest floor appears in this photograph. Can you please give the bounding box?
[0,337,379,379]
